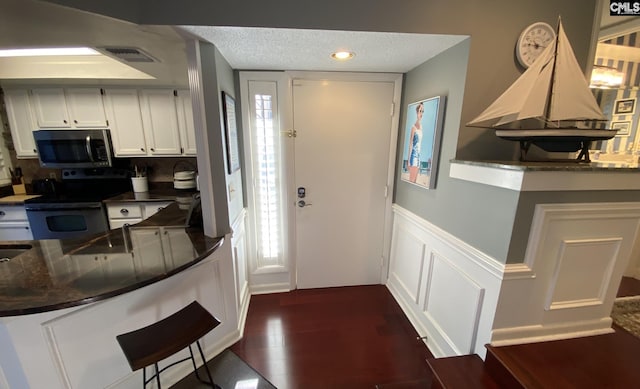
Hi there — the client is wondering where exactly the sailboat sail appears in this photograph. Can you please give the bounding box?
[468,20,606,129]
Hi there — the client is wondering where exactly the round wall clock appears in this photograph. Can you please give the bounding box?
[515,22,556,68]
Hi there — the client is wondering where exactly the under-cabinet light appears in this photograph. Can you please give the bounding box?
[0,47,100,57]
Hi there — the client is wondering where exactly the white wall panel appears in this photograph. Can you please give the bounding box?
[493,202,640,346]
[388,224,426,304]
[387,205,503,358]
[424,252,484,354]
[546,238,620,310]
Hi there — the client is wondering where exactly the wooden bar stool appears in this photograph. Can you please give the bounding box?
[116,301,221,388]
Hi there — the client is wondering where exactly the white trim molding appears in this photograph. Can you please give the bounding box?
[387,202,640,358]
[449,160,640,191]
[492,202,640,346]
[387,205,503,359]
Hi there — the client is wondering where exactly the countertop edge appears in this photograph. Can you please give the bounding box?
[0,236,224,317]
[450,160,640,191]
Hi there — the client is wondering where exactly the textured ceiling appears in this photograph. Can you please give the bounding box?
[180,26,468,73]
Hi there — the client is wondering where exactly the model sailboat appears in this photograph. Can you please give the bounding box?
[467,19,616,162]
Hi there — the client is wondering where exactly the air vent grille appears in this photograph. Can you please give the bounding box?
[102,47,157,63]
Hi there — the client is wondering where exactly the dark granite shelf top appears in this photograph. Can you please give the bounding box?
[0,202,223,317]
[451,159,640,172]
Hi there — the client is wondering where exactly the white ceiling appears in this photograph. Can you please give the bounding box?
[0,0,638,83]
[180,26,468,73]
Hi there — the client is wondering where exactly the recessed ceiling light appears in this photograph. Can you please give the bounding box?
[0,47,100,57]
[331,51,355,61]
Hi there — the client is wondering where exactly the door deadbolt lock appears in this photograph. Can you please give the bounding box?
[297,187,306,198]
[297,200,312,208]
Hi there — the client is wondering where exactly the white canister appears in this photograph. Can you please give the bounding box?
[131,176,149,193]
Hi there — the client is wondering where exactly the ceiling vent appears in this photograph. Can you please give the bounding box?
[101,47,158,63]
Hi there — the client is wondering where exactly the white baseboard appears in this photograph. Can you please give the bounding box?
[491,317,614,347]
[250,282,291,295]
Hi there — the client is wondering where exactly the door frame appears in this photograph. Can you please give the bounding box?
[239,71,403,292]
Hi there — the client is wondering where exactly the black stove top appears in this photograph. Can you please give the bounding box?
[27,168,131,205]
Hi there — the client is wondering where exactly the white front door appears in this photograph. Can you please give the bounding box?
[240,72,401,290]
[292,75,399,288]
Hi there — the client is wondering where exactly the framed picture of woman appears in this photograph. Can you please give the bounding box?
[401,95,446,189]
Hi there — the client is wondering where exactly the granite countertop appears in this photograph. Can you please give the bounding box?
[0,202,222,317]
[451,159,640,172]
[0,194,41,205]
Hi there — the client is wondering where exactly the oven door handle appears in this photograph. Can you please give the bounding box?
[86,135,95,162]
[26,205,103,212]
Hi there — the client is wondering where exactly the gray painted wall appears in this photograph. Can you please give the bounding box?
[507,189,640,263]
[214,47,245,225]
[395,40,521,262]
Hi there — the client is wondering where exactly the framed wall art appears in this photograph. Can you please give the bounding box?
[222,91,241,174]
[611,121,630,136]
[614,98,636,115]
[401,95,446,189]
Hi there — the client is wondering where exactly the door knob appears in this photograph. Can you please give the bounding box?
[297,200,312,208]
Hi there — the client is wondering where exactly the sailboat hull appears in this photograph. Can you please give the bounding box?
[495,128,616,151]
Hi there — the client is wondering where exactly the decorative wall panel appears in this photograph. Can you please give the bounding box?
[387,205,503,358]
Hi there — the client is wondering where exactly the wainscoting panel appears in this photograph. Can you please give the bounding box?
[492,202,640,346]
[546,238,620,310]
[388,224,426,304]
[387,205,503,359]
[423,252,484,354]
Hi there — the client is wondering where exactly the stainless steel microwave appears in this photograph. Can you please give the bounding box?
[34,129,114,168]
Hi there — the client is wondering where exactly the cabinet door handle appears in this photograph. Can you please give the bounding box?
[33,149,37,153]
[150,148,155,152]
[120,209,129,214]
[141,148,145,152]
[74,119,78,124]
[63,119,68,124]
[0,211,5,216]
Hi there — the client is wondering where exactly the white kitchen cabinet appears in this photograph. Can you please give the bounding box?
[65,88,107,127]
[0,205,33,240]
[30,88,70,128]
[176,90,197,156]
[159,227,196,267]
[30,88,107,128]
[106,201,173,229]
[129,226,195,271]
[106,203,143,229]
[3,89,38,158]
[68,253,135,278]
[140,89,182,156]
[103,88,148,157]
[130,228,166,272]
[142,201,172,218]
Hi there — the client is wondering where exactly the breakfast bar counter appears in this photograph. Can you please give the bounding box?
[0,199,237,389]
[0,202,223,316]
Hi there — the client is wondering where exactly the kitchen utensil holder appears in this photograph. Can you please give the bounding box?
[131,176,148,193]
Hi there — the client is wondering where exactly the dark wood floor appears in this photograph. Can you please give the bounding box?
[617,276,640,298]
[171,277,640,388]
[230,285,434,389]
